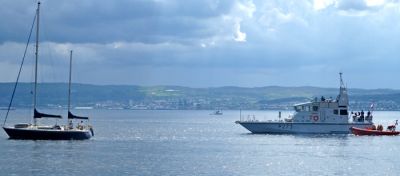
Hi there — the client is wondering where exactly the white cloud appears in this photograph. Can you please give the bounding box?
[313,0,400,17]
[224,0,256,42]
[365,0,385,7]
[313,0,336,10]
[234,20,247,42]
[233,0,256,18]
[257,7,308,32]
[334,0,400,16]
[337,10,370,16]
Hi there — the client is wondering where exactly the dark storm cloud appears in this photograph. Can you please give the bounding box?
[1,0,400,88]
[0,0,235,44]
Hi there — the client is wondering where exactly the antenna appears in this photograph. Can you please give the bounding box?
[339,72,345,89]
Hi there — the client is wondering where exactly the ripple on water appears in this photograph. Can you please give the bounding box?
[1,110,400,175]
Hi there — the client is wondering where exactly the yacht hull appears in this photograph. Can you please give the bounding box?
[3,127,92,140]
[235,121,373,134]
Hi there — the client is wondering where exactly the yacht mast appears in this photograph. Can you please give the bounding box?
[68,50,72,113]
[33,1,40,126]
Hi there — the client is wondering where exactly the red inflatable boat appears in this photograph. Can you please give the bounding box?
[350,127,400,136]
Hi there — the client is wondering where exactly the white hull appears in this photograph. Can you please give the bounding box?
[236,121,373,134]
[235,73,376,134]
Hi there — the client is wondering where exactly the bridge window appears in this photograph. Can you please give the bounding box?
[312,106,319,111]
[295,105,311,112]
[295,105,313,112]
[333,109,338,115]
[340,109,348,115]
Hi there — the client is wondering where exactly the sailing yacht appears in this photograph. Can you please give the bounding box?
[2,2,93,140]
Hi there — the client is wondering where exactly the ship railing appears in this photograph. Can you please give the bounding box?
[351,115,373,123]
[238,114,259,122]
[238,113,293,122]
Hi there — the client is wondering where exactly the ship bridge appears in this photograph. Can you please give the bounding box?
[292,97,349,123]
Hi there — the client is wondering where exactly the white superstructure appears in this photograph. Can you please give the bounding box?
[235,73,374,134]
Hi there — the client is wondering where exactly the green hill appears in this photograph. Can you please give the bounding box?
[0,83,399,110]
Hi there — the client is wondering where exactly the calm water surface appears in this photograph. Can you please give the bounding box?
[1,110,400,176]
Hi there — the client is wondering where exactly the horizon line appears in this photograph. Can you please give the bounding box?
[0,81,397,90]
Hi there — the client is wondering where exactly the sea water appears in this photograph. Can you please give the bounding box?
[0,110,399,176]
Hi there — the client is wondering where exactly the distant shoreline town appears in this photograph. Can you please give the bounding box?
[0,83,400,111]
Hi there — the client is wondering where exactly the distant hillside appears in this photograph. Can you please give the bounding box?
[0,83,400,110]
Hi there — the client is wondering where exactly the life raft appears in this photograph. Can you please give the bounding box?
[350,127,400,136]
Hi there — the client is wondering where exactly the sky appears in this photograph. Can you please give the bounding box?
[0,0,400,89]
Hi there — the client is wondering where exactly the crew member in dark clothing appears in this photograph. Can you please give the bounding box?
[360,110,364,122]
[351,111,357,121]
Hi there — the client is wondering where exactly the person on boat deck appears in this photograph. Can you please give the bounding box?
[377,124,384,131]
[353,112,357,121]
[387,125,396,131]
[68,120,73,129]
[321,96,325,101]
[388,120,399,131]
[365,111,373,121]
[351,111,357,121]
[359,110,364,122]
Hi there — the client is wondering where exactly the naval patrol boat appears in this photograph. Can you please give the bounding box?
[235,73,374,134]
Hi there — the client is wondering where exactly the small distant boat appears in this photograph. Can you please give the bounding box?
[210,110,223,115]
[350,127,400,136]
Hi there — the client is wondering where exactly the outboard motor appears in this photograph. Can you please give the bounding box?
[90,126,94,136]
